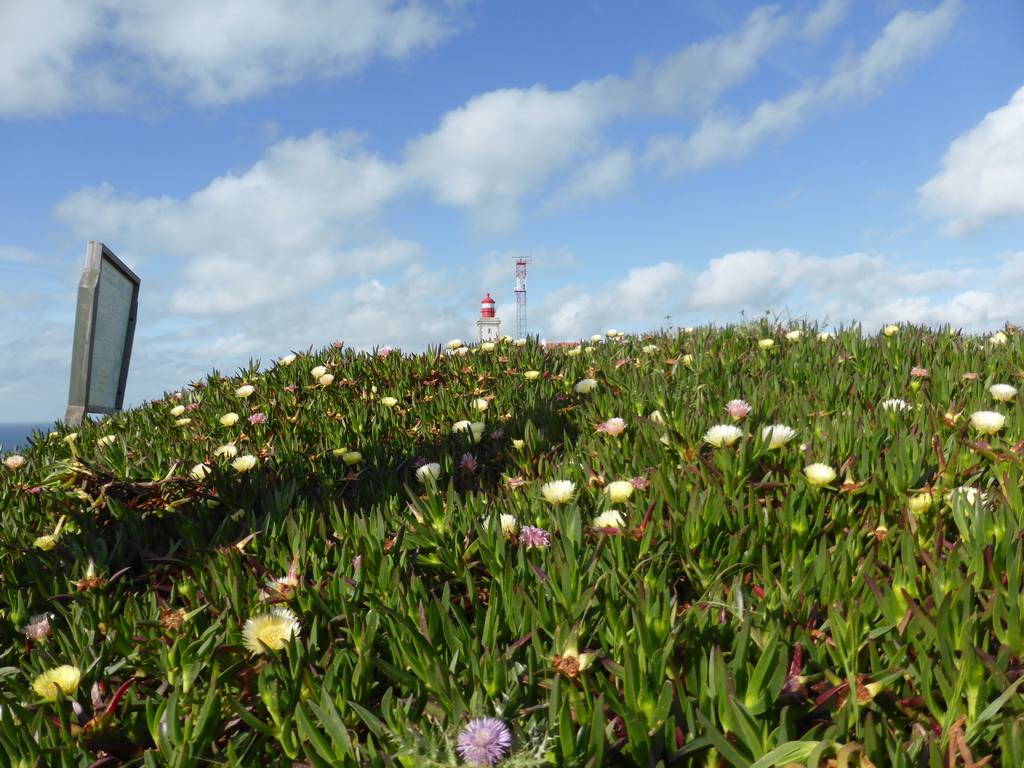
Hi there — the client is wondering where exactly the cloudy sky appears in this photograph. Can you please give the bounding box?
[2,0,1023,423]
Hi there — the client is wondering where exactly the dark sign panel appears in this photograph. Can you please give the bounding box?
[65,242,141,426]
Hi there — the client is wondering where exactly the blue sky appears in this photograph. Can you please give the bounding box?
[2,0,1023,423]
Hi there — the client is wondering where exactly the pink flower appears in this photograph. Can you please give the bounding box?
[248,412,267,425]
[630,476,651,489]
[506,476,526,489]
[520,526,551,548]
[461,453,478,472]
[595,417,626,435]
[456,718,512,766]
[725,399,751,420]
[186,403,201,411]
[910,367,930,378]
[378,347,393,357]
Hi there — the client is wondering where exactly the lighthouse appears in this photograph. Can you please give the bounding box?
[476,293,501,343]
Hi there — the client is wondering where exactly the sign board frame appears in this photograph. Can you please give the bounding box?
[65,242,141,427]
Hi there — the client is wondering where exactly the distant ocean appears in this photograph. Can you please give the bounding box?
[0,423,56,453]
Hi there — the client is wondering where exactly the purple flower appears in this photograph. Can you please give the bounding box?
[248,412,267,425]
[456,718,512,766]
[519,526,550,549]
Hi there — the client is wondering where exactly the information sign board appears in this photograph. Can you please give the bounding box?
[65,242,141,426]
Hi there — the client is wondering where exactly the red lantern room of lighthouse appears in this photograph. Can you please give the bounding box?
[476,293,501,342]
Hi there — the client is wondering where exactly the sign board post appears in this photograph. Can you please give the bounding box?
[65,242,141,427]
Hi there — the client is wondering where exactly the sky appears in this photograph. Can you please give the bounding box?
[1,0,1023,423]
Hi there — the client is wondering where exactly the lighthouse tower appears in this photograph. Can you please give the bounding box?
[476,293,501,342]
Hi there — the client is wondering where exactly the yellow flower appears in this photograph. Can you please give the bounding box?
[481,342,496,351]
[758,338,774,350]
[174,418,192,427]
[170,405,186,417]
[34,534,59,551]
[907,492,935,515]
[607,329,618,337]
[512,439,526,449]
[381,396,398,407]
[988,331,1008,345]
[524,370,541,381]
[63,432,79,444]
[231,455,258,473]
[567,346,582,357]
[681,354,693,366]
[220,412,240,426]
[32,665,82,702]
[514,338,527,347]
[591,334,603,343]
[648,410,664,425]
[215,443,238,458]
[341,451,362,465]
[96,435,116,448]
[242,607,301,654]
[234,385,255,398]
[883,325,899,337]
[310,365,328,379]
[804,463,836,487]
[317,373,335,386]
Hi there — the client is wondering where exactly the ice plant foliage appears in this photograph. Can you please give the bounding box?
[7,323,1024,765]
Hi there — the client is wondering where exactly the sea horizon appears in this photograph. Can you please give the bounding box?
[0,422,59,453]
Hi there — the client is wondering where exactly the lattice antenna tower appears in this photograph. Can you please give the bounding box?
[514,254,532,339]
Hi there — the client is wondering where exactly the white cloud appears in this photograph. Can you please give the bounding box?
[55,131,410,313]
[0,0,458,116]
[800,0,851,41]
[404,83,619,231]
[544,148,634,211]
[646,0,959,173]
[918,85,1024,236]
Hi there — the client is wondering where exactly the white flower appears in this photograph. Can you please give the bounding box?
[607,329,618,337]
[642,344,658,354]
[234,385,255,398]
[990,384,1017,402]
[220,412,240,426]
[446,339,463,350]
[785,330,801,342]
[591,334,603,343]
[215,443,238,458]
[524,370,541,381]
[703,424,743,447]
[380,396,398,407]
[606,480,634,503]
[817,332,834,341]
[480,341,496,351]
[514,338,527,346]
[96,434,117,448]
[541,480,576,504]
[5,455,26,469]
[970,410,1006,435]
[760,424,797,449]
[416,463,441,484]
[593,510,625,529]
[567,346,582,357]
[945,486,989,508]
[988,332,1008,345]
[174,418,192,427]
[648,409,665,425]
[279,354,296,365]
[804,463,836,487]
[575,378,598,394]
[189,463,211,480]
[231,455,258,473]
[242,607,301,654]
[879,399,910,412]
[318,373,335,387]
[453,420,471,433]
[170,405,186,417]
[487,514,518,539]
[469,422,486,442]
[310,365,327,379]
[472,398,489,412]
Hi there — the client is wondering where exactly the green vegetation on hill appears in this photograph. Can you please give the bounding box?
[3,324,1024,767]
